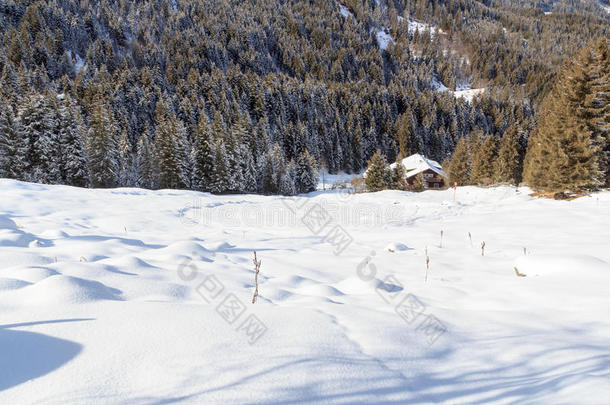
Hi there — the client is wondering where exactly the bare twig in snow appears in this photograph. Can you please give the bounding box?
[468,232,472,247]
[481,241,486,256]
[252,251,261,304]
[440,230,444,248]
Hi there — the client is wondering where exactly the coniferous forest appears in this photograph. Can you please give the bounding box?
[0,0,608,194]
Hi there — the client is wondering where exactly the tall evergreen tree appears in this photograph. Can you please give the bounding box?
[365,150,389,192]
[471,135,498,185]
[279,159,297,196]
[524,40,608,191]
[86,98,119,188]
[448,137,470,186]
[495,125,522,185]
[57,95,89,187]
[295,149,317,194]
[193,114,215,192]
[0,102,26,179]
[17,93,61,184]
[136,130,158,189]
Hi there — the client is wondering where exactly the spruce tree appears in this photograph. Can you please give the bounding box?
[193,114,215,192]
[58,96,89,187]
[448,137,470,186]
[240,145,257,193]
[391,161,408,190]
[583,39,610,187]
[136,130,158,189]
[412,172,426,192]
[365,150,389,192]
[524,40,608,191]
[154,103,180,189]
[210,138,230,193]
[86,98,119,188]
[0,102,26,179]
[279,159,297,196]
[17,94,61,184]
[495,125,521,185]
[471,135,498,185]
[295,149,317,194]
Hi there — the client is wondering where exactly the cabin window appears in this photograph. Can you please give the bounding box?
[423,173,433,179]
[433,183,439,188]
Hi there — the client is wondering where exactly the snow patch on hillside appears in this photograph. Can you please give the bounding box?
[338,3,353,19]
[375,28,395,50]
[432,78,486,102]
[598,0,610,13]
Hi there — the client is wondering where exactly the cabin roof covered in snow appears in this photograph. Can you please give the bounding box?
[390,153,448,178]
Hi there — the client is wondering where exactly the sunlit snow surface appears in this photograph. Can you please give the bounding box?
[1,179,609,404]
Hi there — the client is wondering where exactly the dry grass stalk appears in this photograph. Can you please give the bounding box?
[440,230,444,248]
[481,241,486,256]
[514,267,526,277]
[252,251,262,304]
[468,232,472,247]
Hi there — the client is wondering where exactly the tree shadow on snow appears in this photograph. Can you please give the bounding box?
[0,318,93,391]
[137,324,609,404]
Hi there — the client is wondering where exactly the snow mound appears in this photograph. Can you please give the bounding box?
[385,242,410,252]
[1,252,54,269]
[0,229,36,247]
[153,240,213,261]
[0,267,59,283]
[297,283,345,297]
[17,275,123,304]
[513,255,610,277]
[0,277,32,291]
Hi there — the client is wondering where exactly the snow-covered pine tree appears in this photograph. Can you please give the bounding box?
[193,114,214,191]
[86,98,120,188]
[295,149,317,193]
[0,101,26,179]
[262,143,286,194]
[226,116,247,192]
[17,93,61,184]
[58,95,89,187]
[210,138,230,193]
[240,145,257,193]
[279,159,297,196]
[118,128,136,187]
[154,102,181,189]
[172,117,192,189]
[136,130,158,189]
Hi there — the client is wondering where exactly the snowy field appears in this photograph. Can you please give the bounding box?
[1,179,609,404]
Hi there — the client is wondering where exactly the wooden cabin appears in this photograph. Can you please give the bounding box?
[390,154,448,189]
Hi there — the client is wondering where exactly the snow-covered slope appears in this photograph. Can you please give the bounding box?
[1,179,609,404]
